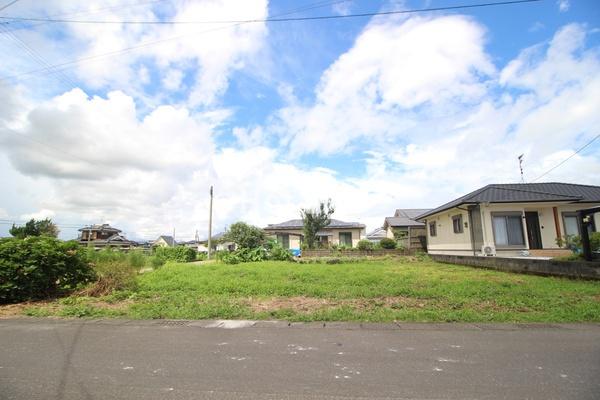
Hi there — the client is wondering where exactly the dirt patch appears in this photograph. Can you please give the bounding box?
[0,301,60,318]
[247,296,429,313]
[88,300,132,311]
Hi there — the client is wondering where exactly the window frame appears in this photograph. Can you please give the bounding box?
[276,233,290,249]
[452,214,463,234]
[429,221,437,237]
[491,212,526,248]
[339,232,353,247]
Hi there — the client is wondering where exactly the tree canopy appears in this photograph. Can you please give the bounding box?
[9,218,60,239]
[300,199,335,249]
[223,222,265,249]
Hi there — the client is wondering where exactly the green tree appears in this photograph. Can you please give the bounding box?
[9,218,59,239]
[300,199,335,249]
[223,222,265,249]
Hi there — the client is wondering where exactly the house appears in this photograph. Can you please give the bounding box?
[153,235,176,247]
[366,227,387,242]
[383,208,431,249]
[78,224,136,250]
[264,219,366,249]
[199,232,236,252]
[416,183,600,257]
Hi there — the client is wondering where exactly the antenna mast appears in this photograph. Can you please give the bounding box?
[518,154,524,183]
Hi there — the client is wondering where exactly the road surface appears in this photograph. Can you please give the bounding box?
[1,318,599,399]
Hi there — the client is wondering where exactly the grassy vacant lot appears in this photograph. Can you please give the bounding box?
[13,257,600,322]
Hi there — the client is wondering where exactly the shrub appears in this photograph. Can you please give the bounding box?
[379,238,397,249]
[0,237,95,303]
[79,260,138,297]
[148,255,165,269]
[590,232,600,252]
[154,246,197,262]
[357,240,374,251]
[265,240,294,261]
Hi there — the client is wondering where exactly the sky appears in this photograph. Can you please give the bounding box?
[0,0,599,241]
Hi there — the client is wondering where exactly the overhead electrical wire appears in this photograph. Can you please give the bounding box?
[0,0,541,25]
[0,0,20,12]
[1,0,541,81]
[531,133,600,182]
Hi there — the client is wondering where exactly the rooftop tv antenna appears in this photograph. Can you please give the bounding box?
[518,154,525,183]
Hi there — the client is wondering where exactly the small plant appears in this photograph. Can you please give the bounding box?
[357,240,374,251]
[379,238,397,249]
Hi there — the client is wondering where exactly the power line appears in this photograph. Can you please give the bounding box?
[1,0,541,81]
[1,0,349,80]
[0,24,78,89]
[0,0,541,25]
[0,0,20,12]
[531,133,600,182]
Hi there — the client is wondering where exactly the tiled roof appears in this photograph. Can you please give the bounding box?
[384,216,426,228]
[265,218,365,230]
[156,235,175,246]
[78,223,121,233]
[394,209,432,219]
[366,227,387,239]
[417,182,600,220]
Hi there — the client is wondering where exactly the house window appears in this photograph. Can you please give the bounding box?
[492,213,525,246]
[339,232,353,247]
[452,215,463,234]
[429,222,437,237]
[562,212,596,237]
[277,234,290,249]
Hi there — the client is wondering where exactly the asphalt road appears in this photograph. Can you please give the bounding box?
[1,319,599,400]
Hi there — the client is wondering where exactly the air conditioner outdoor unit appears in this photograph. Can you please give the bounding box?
[481,245,496,256]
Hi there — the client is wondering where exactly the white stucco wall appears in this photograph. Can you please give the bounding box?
[425,208,472,255]
[265,228,365,248]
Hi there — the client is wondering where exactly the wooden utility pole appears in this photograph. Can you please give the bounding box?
[207,186,213,259]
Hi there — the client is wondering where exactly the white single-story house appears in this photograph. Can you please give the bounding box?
[416,183,600,257]
[264,219,366,249]
[383,208,431,249]
[153,235,176,247]
[366,227,387,242]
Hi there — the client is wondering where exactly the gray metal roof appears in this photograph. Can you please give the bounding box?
[417,182,600,220]
[366,227,387,239]
[78,223,121,233]
[156,235,175,246]
[265,218,365,230]
[394,209,432,219]
[384,216,426,228]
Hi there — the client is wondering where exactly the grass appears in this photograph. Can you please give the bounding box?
[11,257,600,322]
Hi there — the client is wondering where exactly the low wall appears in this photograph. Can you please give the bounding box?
[430,254,600,280]
[302,249,414,258]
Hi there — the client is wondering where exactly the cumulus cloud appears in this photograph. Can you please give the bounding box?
[274,15,494,155]
[0,0,269,107]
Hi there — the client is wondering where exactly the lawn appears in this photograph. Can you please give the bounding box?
[14,257,600,322]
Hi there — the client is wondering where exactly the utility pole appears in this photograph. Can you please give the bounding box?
[518,154,525,183]
[172,227,176,246]
[208,186,213,259]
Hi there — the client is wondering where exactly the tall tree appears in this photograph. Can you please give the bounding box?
[223,222,265,249]
[10,218,60,239]
[300,200,335,249]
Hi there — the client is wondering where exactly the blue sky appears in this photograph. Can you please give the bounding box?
[0,0,599,241]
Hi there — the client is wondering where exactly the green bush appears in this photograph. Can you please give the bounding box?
[379,238,397,249]
[0,237,95,303]
[357,240,374,251]
[148,255,165,269]
[265,240,294,261]
[154,246,197,262]
[221,242,293,264]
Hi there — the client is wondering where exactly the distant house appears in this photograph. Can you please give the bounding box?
[365,227,387,242]
[78,224,136,250]
[264,219,366,249]
[416,183,600,257]
[199,232,236,252]
[382,209,431,250]
[153,235,176,247]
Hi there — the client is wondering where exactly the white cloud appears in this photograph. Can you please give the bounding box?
[557,0,570,12]
[275,15,494,156]
[20,209,56,221]
[0,0,269,107]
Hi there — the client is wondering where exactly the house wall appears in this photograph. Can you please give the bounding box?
[425,208,473,255]
[265,228,365,248]
[426,202,600,257]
